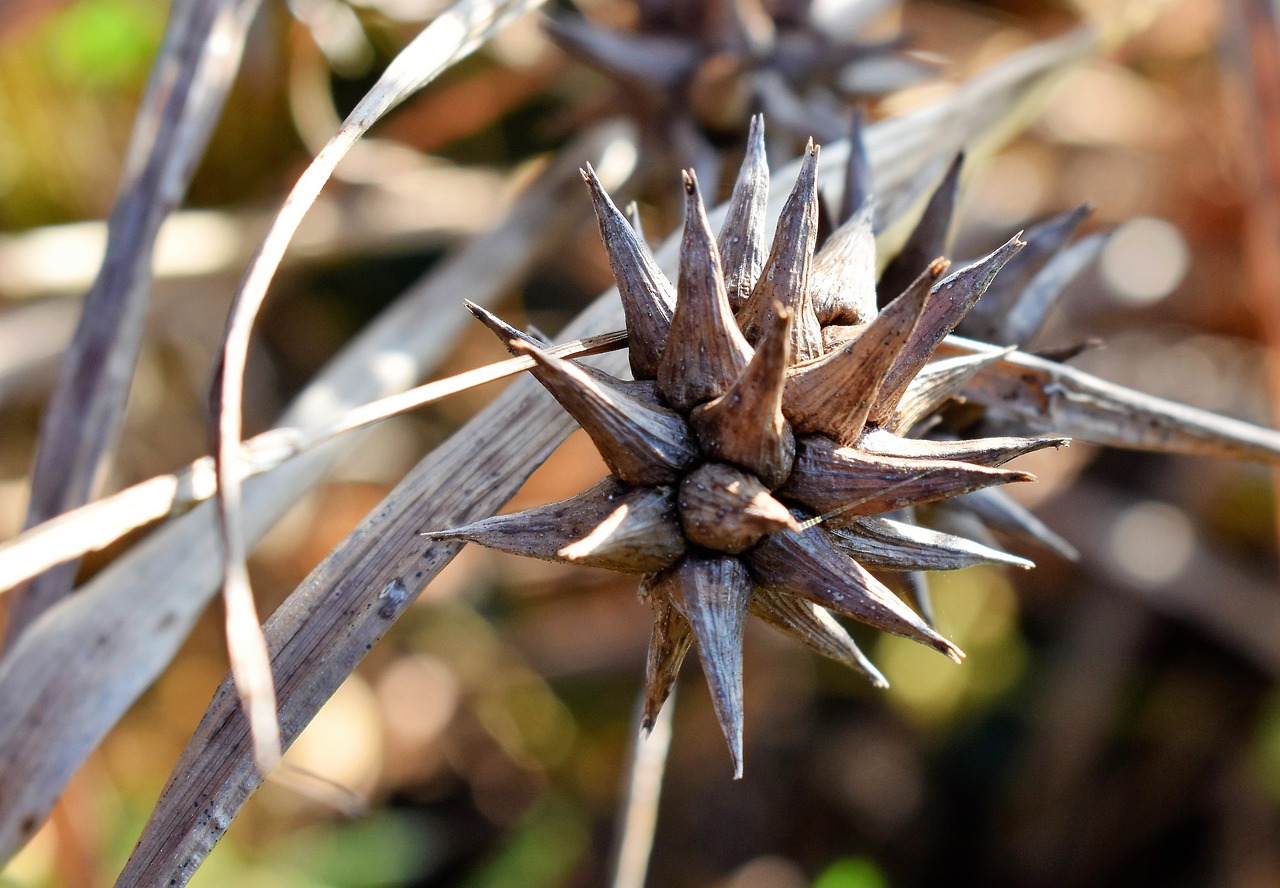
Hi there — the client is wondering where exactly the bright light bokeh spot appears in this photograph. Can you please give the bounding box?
[1108,499,1196,587]
[1101,216,1190,306]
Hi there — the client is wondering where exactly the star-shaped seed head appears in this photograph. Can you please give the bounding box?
[427,118,1070,778]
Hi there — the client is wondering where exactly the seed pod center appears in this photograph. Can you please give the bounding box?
[677,462,799,554]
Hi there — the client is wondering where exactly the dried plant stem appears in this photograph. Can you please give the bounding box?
[209,0,550,773]
[943,336,1280,463]
[5,0,261,645]
[0,331,627,595]
[609,685,676,888]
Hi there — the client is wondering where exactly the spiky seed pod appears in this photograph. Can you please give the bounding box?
[678,463,798,553]
[658,170,753,411]
[423,479,684,573]
[783,259,948,445]
[736,141,824,362]
[428,124,1067,776]
[581,164,675,379]
[689,303,795,488]
[718,115,770,312]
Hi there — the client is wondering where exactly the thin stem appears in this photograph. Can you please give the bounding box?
[609,684,676,888]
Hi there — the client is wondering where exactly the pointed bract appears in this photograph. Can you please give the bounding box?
[689,304,795,487]
[513,340,700,485]
[467,301,661,401]
[582,164,677,379]
[830,516,1035,571]
[877,151,963,303]
[881,348,1015,433]
[750,588,887,686]
[718,114,771,311]
[423,478,684,573]
[666,554,753,778]
[639,571,694,731]
[1000,230,1108,347]
[658,170,754,410]
[955,487,1080,561]
[745,524,963,661]
[961,205,1092,343]
[737,141,824,362]
[784,258,947,444]
[840,106,873,225]
[810,201,877,325]
[858,428,1069,467]
[778,434,1035,525]
[871,235,1025,421]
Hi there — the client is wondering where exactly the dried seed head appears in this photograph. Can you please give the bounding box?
[678,462,799,553]
[436,120,1109,778]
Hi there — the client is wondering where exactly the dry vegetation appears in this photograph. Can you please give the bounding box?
[1,1,1279,887]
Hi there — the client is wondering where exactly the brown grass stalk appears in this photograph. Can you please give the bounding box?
[4,0,262,643]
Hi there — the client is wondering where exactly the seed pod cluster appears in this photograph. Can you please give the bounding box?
[427,117,1069,777]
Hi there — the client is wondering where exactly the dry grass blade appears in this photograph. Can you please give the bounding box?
[4,0,262,645]
[209,0,550,773]
[609,686,677,888]
[115,30,1097,886]
[0,120,633,865]
[942,336,1280,463]
[0,331,627,595]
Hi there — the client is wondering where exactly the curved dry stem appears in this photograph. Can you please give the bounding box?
[209,0,551,773]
